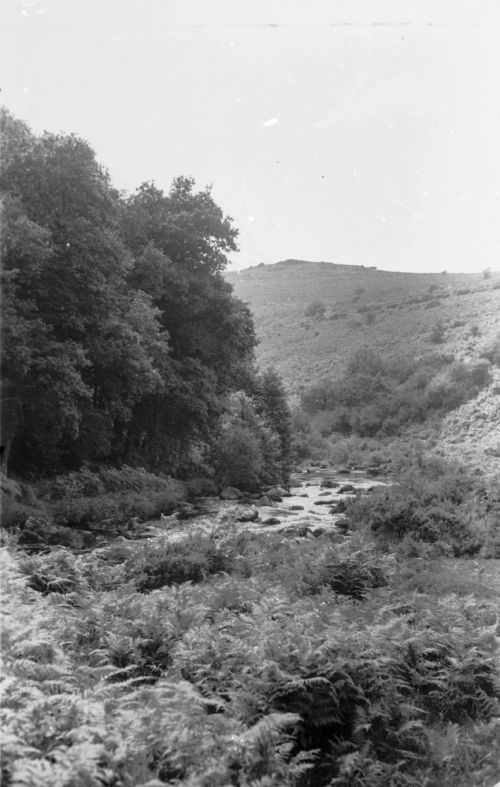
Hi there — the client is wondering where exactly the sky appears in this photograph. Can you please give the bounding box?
[2,0,500,273]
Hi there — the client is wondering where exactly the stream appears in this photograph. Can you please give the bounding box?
[123,466,388,545]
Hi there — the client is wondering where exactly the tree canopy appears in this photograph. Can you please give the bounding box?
[1,109,290,482]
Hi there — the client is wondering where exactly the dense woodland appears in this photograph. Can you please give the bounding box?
[0,109,290,486]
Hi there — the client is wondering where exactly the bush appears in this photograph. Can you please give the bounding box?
[55,488,184,529]
[130,533,243,591]
[470,360,491,387]
[430,321,446,344]
[213,424,263,491]
[302,554,388,599]
[184,477,218,497]
[1,478,50,529]
[345,456,485,555]
[304,300,326,319]
[480,333,500,366]
[44,465,177,501]
[299,349,487,441]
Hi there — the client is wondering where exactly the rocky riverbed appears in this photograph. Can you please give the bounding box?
[121,465,389,545]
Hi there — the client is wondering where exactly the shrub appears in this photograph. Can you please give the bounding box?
[130,533,243,591]
[52,486,184,530]
[304,300,326,319]
[44,465,178,501]
[480,333,500,366]
[298,348,483,441]
[213,424,263,491]
[470,360,491,387]
[430,321,446,344]
[302,554,388,599]
[184,477,218,497]
[345,456,485,555]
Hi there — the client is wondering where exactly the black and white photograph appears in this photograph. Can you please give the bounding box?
[1,1,500,784]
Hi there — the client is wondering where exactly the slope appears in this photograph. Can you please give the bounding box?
[226,259,500,471]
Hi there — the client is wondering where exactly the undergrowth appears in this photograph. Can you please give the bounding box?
[1,466,186,538]
[2,513,500,786]
[345,454,500,557]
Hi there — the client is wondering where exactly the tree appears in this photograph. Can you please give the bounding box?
[120,179,257,472]
[253,368,292,479]
[0,112,168,472]
[0,110,259,478]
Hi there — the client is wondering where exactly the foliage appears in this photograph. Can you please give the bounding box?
[345,454,497,556]
[480,332,500,366]
[211,378,292,491]
[430,321,447,344]
[299,348,491,440]
[129,532,244,591]
[1,109,276,480]
[2,531,500,787]
[304,300,326,319]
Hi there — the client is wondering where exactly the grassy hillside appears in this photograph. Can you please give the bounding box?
[226,260,500,471]
[226,261,499,389]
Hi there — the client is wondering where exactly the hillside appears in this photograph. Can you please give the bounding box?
[226,260,500,471]
[226,260,500,391]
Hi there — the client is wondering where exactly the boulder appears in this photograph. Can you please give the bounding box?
[255,495,272,506]
[237,507,259,523]
[338,484,355,493]
[295,525,312,537]
[283,525,311,537]
[337,466,351,475]
[312,527,326,537]
[266,486,289,501]
[314,499,335,506]
[367,467,381,477]
[320,480,338,489]
[289,504,304,511]
[336,517,350,534]
[220,486,243,500]
[262,517,281,526]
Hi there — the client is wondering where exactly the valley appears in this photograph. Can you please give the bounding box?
[2,112,500,786]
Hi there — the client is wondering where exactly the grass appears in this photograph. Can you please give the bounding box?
[226,262,500,395]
